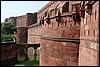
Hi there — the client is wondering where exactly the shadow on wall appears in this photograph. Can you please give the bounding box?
[1,57,17,66]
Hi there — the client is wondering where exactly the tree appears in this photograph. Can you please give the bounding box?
[1,22,17,35]
[4,18,9,22]
[1,22,17,42]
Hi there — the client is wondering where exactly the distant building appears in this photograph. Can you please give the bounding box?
[8,12,37,43]
[16,12,37,27]
[8,17,17,26]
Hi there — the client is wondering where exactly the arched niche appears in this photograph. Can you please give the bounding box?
[27,47,35,61]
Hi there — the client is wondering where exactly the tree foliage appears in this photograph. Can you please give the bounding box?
[4,18,9,22]
[1,22,17,42]
[1,22,17,35]
[1,34,14,42]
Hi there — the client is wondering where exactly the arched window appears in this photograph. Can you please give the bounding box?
[62,2,69,12]
[93,29,95,36]
[44,11,48,17]
[72,3,80,13]
[86,1,92,15]
[72,5,76,12]
[88,30,90,36]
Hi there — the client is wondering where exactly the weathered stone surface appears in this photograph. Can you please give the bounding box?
[1,43,16,61]
[79,1,99,66]
[5,1,99,66]
[27,47,35,61]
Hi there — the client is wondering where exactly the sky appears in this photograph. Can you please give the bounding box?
[1,1,50,23]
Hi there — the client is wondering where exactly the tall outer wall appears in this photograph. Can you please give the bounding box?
[40,22,80,66]
[78,1,99,66]
[37,1,80,66]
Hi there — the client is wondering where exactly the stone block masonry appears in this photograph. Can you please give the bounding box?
[79,1,99,66]
[6,1,99,66]
[38,1,80,66]
[16,27,28,43]
[8,12,37,44]
[40,40,79,66]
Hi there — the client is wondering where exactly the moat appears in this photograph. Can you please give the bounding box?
[1,54,39,66]
[15,54,39,66]
[1,43,40,66]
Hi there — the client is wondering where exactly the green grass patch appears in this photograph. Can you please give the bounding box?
[17,58,39,66]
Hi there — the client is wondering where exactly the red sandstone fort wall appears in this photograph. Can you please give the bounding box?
[5,1,99,66]
[1,43,17,61]
[28,23,41,44]
[16,27,28,43]
[8,17,17,26]
[36,1,81,66]
[16,13,37,27]
[79,1,99,66]
[8,13,37,43]
[16,15,27,27]
[40,40,79,66]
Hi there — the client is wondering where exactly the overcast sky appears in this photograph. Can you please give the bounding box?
[1,1,50,22]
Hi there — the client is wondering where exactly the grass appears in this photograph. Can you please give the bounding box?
[17,57,39,66]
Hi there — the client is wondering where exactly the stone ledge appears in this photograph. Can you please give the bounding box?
[41,37,80,43]
[80,43,99,51]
